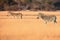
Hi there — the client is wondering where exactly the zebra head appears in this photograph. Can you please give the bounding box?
[37,13,44,19]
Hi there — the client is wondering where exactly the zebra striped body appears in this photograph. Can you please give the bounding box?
[8,11,22,19]
[37,13,57,24]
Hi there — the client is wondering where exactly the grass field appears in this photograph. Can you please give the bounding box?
[0,10,60,40]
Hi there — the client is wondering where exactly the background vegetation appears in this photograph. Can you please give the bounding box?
[0,0,60,11]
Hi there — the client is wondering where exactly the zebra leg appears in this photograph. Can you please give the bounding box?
[53,17,57,23]
[44,20,47,24]
[54,20,57,23]
[44,21,47,24]
[14,16,16,19]
[21,15,22,19]
[45,21,47,24]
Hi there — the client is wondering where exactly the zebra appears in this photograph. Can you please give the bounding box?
[37,13,57,24]
[7,11,23,19]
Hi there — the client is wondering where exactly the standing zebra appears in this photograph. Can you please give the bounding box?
[37,13,57,24]
[7,11,23,19]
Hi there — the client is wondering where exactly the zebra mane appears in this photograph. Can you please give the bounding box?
[38,13,45,16]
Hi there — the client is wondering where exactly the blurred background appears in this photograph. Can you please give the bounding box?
[0,0,60,11]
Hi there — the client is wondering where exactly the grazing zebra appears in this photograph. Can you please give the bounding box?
[8,11,23,19]
[37,13,57,24]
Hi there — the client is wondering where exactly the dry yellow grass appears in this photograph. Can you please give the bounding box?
[0,10,60,40]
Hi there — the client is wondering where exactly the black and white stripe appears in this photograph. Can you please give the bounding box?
[37,13,57,24]
[8,11,22,19]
